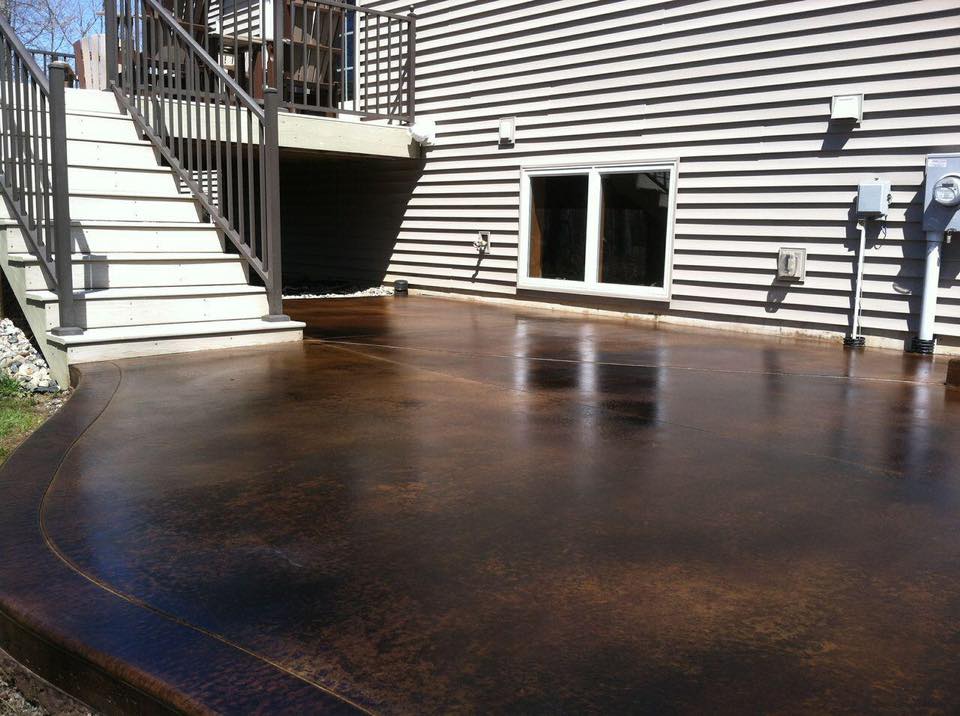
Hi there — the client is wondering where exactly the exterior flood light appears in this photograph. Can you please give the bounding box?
[831,94,863,123]
[498,116,516,146]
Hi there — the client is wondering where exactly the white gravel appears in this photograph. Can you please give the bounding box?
[283,286,394,300]
[0,319,58,393]
[0,674,45,716]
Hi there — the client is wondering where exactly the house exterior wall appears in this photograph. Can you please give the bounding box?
[361,0,960,350]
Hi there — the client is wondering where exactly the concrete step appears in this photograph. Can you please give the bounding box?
[46,317,304,363]
[3,222,223,253]
[25,285,270,329]
[8,252,249,290]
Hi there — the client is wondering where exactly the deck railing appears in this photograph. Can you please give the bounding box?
[107,0,287,317]
[27,50,79,85]
[0,18,81,334]
[159,0,414,122]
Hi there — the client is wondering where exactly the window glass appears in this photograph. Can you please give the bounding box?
[528,175,588,281]
[598,171,669,287]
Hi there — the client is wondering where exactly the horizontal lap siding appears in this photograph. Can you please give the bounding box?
[364,0,960,343]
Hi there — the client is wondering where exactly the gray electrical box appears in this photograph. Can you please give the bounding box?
[923,153,960,233]
[856,179,891,218]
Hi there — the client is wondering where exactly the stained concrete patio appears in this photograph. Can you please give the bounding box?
[2,295,960,714]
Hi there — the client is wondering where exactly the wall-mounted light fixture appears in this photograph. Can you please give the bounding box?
[831,94,863,123]
[498,117,516,146]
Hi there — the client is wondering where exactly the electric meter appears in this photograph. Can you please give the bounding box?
[923,154,960,233]
[933,174,960,207]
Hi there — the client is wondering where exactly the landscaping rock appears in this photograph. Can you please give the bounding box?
[0,319,59,393]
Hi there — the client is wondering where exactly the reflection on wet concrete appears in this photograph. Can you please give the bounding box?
[39,296,960,713]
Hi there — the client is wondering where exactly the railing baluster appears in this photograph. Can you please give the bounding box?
[301,1,307,110]
[223,86,233,226]
[23,69,36,229]
[325,6,331,113]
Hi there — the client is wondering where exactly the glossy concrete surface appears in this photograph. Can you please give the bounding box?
[4,295,960,714]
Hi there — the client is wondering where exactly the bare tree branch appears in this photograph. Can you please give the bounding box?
[1,0,101,54]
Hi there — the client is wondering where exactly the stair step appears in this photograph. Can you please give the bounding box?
[66,113,145,143]
[68,167,183,198]
[8,252,241,264]
[48,318,303,345]
[9,252,249,291]
[26,285,270,329]
[67,139,158,169]
[46,318,304,362]
[68,195,201,223]
[4,224,222,254]
[64,88,124,115]
[3,192,196,216]
[25,284,266,302]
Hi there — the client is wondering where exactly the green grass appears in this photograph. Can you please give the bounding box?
[0,375,21,398]
[0,383,46,462]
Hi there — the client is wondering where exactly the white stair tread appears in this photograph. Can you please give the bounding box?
[65,108,127,120]
[68,220,216,228]
[47,318,304,346]
[9,252,241,264]
[1,219,218,230]
[70,191,195,201]
[13,189,194,201]
[68,135,152,148]
[25,285,266,303]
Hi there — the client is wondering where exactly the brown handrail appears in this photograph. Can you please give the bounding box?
[107,0,288,317]
[0,17,81,335]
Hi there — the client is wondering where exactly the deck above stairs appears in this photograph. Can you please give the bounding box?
[0,88,303,386]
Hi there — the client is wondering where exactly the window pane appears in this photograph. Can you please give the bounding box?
[598,171,670,288]
[528,175,588,281]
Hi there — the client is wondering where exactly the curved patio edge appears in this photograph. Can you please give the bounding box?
[0,362,360,716]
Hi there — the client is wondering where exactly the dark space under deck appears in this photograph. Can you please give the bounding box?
[3,296,960,714]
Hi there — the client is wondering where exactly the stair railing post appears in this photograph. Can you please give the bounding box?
[261,87,288,321]
[104,0,118,89]
[48,62,82,336]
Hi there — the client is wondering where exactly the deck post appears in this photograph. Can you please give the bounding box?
[261,87,288,321]
[406,7,416,124]
[273,0,284,99]
[104,0,118,89]
[48,62,82,336]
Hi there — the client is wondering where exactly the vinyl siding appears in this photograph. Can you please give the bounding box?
[360,0,960,346]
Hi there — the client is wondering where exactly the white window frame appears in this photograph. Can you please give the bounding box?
[517,160,678,302]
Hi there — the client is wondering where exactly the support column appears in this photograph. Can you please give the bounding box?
[48,62,82,337]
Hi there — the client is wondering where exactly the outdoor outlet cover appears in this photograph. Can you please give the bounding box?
[777,247,807,282]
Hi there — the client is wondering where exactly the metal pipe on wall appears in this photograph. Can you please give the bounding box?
[845,220,868,347]
[914,230,944,355]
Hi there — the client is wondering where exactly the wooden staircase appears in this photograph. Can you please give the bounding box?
[0,88,303,386]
